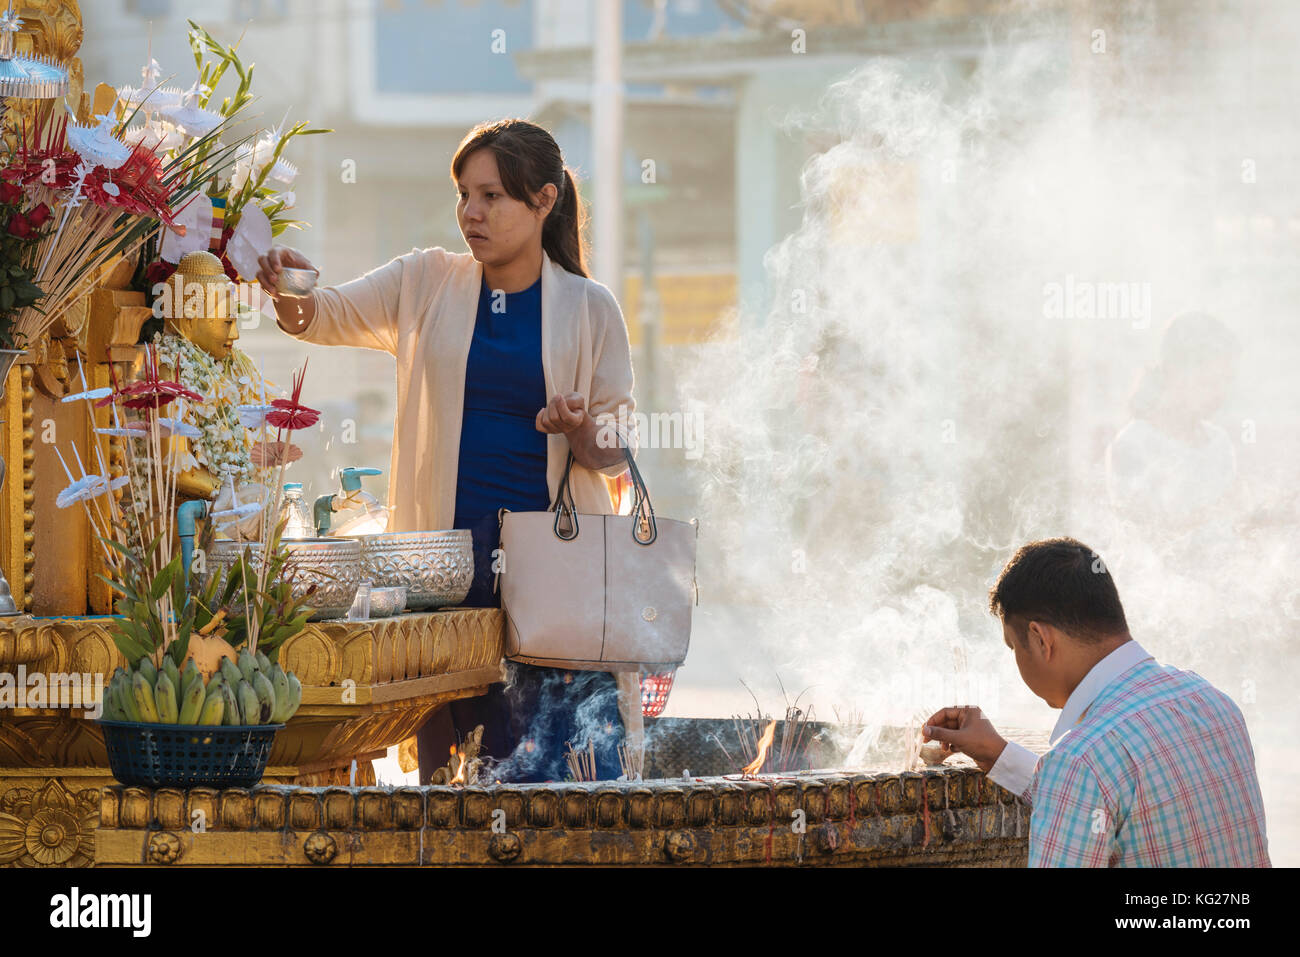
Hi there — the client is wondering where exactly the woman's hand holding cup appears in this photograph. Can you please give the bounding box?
[257,247,317,301]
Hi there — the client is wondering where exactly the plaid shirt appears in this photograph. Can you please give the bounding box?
[1017,655,1270,867]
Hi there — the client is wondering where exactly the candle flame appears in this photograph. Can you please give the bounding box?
[742,720,777,776]
[449,744,467,786]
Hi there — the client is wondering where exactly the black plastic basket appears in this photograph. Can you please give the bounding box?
[99,720,283,789]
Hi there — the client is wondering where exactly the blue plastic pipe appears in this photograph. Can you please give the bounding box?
[178,500,208,592]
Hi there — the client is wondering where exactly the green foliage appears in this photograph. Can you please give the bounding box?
[97,524,197,668]
[193,514,318,665]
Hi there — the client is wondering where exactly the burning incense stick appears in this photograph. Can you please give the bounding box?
[565,740,598,782]
[617,743,644,781]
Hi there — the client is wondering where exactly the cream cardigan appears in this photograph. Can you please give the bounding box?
[289,246,638,530]
[287,246,645,744]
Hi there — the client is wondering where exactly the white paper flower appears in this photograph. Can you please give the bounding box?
[61,386,113,404]
[56,474,129,509]
[211,501,263,527]
[67,114,132,171]
[227,202,273,281]
[123,118,185,154]
[157,417,202,439]
[236,403,275,429]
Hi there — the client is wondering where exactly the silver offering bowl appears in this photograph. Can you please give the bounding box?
[277,267,319,298]
[357,531,473,610]
[207,537,362,620]
[367,585,408,618]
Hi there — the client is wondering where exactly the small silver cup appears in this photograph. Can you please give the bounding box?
[277,267,319,298]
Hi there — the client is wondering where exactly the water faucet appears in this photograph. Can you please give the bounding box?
[178,499,209,590]
[313,467,386,536]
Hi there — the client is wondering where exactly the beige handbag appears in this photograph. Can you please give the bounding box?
[495,449,698,672]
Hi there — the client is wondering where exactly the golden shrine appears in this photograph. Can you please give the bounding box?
[0,0,509,868]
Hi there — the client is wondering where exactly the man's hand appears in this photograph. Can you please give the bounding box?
[922,706,1008,774]
[535,392,588,435]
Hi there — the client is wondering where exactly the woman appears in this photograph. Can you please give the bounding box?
[257,119,641,783]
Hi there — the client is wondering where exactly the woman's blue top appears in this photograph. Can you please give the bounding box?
[453,275,552,531]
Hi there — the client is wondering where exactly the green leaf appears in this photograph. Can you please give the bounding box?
[150,555,180,602]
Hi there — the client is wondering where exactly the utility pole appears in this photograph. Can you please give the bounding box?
[592,0,624,302]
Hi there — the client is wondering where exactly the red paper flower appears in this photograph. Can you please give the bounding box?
[7,214,31,238]
[26,202,51,228]
[266,361,319,431]
[0,181,23,205]
[96,345,205,411]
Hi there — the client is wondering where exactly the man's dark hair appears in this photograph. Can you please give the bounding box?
[989,538,1129,643]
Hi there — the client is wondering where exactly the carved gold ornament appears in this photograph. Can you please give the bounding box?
[0,778,96,867]
[147,830,182,865]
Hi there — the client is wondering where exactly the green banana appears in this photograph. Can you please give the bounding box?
[236,680,260,726]
[137,657,159,689]
[180,659,201,700]
[220,684,240,726]
[101,681,123,721]
[237,649,257,684]
[198,686,225,725]
[178,675,206,725]
[132,671,160,722]
[118,674,142,722]
[284,672,302,721]
[110,683,129,721]
[154,673,179,724]
[162,657,181,696]
[206,671,225,693]
[269,665,291,722]
[219,657,243,688]
[252,672,276,724]
[255,651,272,673]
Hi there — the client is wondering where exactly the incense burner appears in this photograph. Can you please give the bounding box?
[95,766,1029,867]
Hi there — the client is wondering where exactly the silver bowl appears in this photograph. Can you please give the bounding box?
[358,530,473,610]
[277,267,318,298]
[367,585,407,618]
[207,537,362,620]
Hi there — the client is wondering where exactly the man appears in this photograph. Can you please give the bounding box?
[923,538,1269,867]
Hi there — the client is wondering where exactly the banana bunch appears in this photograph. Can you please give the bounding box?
[102,649,302,727]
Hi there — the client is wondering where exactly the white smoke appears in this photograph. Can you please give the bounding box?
[672,1,1300,860]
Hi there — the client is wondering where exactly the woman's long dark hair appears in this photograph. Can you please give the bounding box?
[451,119,589,278]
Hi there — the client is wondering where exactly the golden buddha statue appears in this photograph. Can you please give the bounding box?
[154,251,275,522]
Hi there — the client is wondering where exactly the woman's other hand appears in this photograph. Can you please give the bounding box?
[535,392,587,434]
[537,392,625,471]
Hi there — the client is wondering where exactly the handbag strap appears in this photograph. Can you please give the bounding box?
[553,446,657,546]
